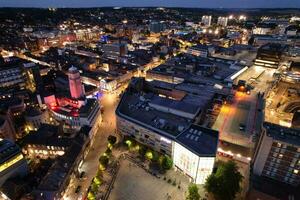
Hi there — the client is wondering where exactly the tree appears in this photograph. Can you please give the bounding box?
[99,155,109,170]
[105,148,112,156]
[160,155,173,170]
[152,151,159,162]
[138,145,147,158]
[186,184,200,200]
[145,149,153,160]
[204,160,243,200]
[107,135,117,145]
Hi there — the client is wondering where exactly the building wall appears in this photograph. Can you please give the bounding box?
[173,142,215,184]
[187,48,208,58]
[253,131,300,186]
[0,67,24,88]
[253,131,273,175]
[0,153,28,186]
[117,115,173,156]
[25,110,49,130]
[0,116,16,141]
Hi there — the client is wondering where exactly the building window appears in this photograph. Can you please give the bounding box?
[293,169,298,174]
[277,143,282,148]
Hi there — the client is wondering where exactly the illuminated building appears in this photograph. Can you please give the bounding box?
[22,125,92,200]
[174,125,218,184]
[102,43,128,59]
[254,43,286,68]
[49,98,101,131]
[23,63,43,93]
[68,66,85,99]
[253,123,300,186]
[187,44,215,58]
[116,78,220,183]
[201,16,212,27]
[0,139,28,186]
[217,17,228,27]
[0,57,25,89]
[24,107,49,130]
[252,23,277,35]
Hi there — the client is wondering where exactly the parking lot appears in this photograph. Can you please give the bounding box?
[108,159,190,200]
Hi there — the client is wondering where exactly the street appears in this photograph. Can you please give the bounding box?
[63,91,120,200]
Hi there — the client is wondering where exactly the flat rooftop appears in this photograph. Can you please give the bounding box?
[264,122,300,146]
[0,139,21,164]
[118,93,190,138]
[116,78,225,139]
[148,53,243,85]
[175,124,219,157]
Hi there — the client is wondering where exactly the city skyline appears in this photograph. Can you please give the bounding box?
[1,0,300,8]
[0,5,299,200]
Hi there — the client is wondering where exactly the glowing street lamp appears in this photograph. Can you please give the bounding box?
[229,15,234,20]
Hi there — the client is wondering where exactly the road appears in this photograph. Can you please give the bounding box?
[63,91,120,200]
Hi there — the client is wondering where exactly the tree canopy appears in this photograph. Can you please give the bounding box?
[204,160,243,200]
[186,184,200,200]
[160,155,173,170]
[107,135,117,145]
[99,155,109,169]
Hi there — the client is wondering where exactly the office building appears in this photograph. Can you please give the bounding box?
[202,16,212,27]
[217,17,228,27]
[149,21,166,33]
[102,43,128,59]
[253,123,300,186]
[0,57,25,89]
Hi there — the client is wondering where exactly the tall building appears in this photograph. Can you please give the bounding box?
[0,139,28,186]
[149,21,166,33]
[68,66,84,99]
[202,16,212,27]
[217,17,228,27]
[102,43,128,59]
[253,123,300,186]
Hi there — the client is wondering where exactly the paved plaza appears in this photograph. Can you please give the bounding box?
[108,159,189,200]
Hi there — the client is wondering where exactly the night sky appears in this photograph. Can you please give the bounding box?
[0,0,299,8]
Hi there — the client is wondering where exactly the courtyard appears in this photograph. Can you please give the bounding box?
[108,159,190,200]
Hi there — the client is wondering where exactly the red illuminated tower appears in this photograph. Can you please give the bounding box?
[68,66,84,99]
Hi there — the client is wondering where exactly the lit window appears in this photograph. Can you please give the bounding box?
[279,154,283,158]
[294,169,298,174]
[277,143,282,148]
